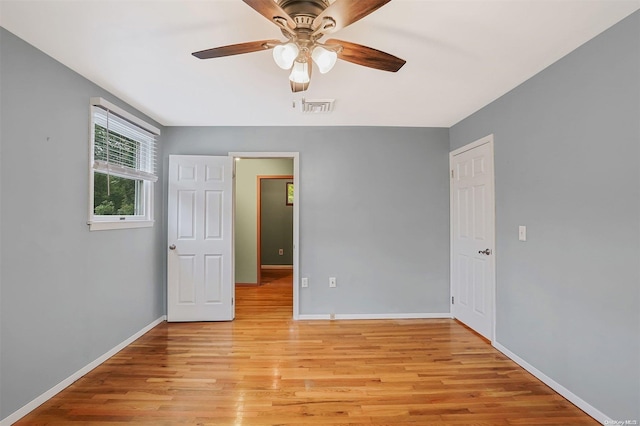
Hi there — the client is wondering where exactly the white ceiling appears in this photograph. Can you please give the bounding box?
[1,0,638,127]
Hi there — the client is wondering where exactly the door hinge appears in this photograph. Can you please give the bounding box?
[451,296,454,305]
[451,169,454,179]
[232,297,234,305]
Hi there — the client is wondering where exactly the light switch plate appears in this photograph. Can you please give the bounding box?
[301,277,309,288]
[519,225,527,241]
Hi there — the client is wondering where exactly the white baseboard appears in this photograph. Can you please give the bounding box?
[1,316,166,426]
[493,341,610,425]
[297,313,452,320]
[297,314,332,320]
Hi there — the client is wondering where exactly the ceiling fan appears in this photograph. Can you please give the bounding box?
[192,0,406,92]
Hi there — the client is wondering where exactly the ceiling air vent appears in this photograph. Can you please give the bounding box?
[301,98,335,114]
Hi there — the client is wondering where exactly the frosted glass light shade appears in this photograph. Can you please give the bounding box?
[311,46,337,74]
[289,60,310,84]
[272,42,299,69]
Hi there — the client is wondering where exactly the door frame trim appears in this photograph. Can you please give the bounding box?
[256,175,293,286]
[449,134,496,342]
[230,152,300,320]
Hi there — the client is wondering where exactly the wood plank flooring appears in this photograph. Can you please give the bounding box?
[16,271,597,425]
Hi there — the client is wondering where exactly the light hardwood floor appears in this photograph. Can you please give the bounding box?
[16,271,597,425]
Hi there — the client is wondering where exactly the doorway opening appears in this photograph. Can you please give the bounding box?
[231,152,300,319]
[257,175,294,286]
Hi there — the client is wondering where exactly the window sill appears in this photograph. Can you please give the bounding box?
[88,220,154,231]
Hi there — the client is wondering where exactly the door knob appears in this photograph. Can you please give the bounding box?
[169,244,176,250]
[478,248,491,255]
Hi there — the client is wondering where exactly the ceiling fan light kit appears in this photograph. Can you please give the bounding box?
[289,60,310,84]
[192,0,406,93]
[311,46,337,74]
[273,42,299,69]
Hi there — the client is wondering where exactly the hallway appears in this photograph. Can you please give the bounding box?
[236,269,294,320]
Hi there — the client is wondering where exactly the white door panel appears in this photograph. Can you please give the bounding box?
[168,155,233,322]
[451,137,495,340]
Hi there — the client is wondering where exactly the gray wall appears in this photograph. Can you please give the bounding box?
[163,126,451,315]
[261,179,294,266]
[8,7,635,423]
[0,28,165,420]
[235,159,293,283]
[450,11,640,420]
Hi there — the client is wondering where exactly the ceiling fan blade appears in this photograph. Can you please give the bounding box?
[243,0,296,30]
[327,38,406,72]
[192,40,280,59]
[313,0,391,34]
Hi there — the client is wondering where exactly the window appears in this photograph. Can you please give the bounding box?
[88,97,160,231]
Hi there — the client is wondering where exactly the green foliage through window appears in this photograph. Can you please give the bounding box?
[94,124,140,169]
[94,173,139,215]
[89,101,158,229]
[93,124,143,216]
[286,182,294,205]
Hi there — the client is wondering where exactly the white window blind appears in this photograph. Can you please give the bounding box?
[92,105,158,182]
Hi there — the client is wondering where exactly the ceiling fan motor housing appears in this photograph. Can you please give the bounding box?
[278,0,331,30]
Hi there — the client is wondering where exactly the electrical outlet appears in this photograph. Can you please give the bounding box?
[301,277,309,288]
[278,248,284,255]
[329,277,337,288]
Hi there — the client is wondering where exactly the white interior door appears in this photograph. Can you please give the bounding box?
[450,136,495,340]
[168,155,234,322]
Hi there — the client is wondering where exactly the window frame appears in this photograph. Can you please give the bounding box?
[88,97,160,231]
